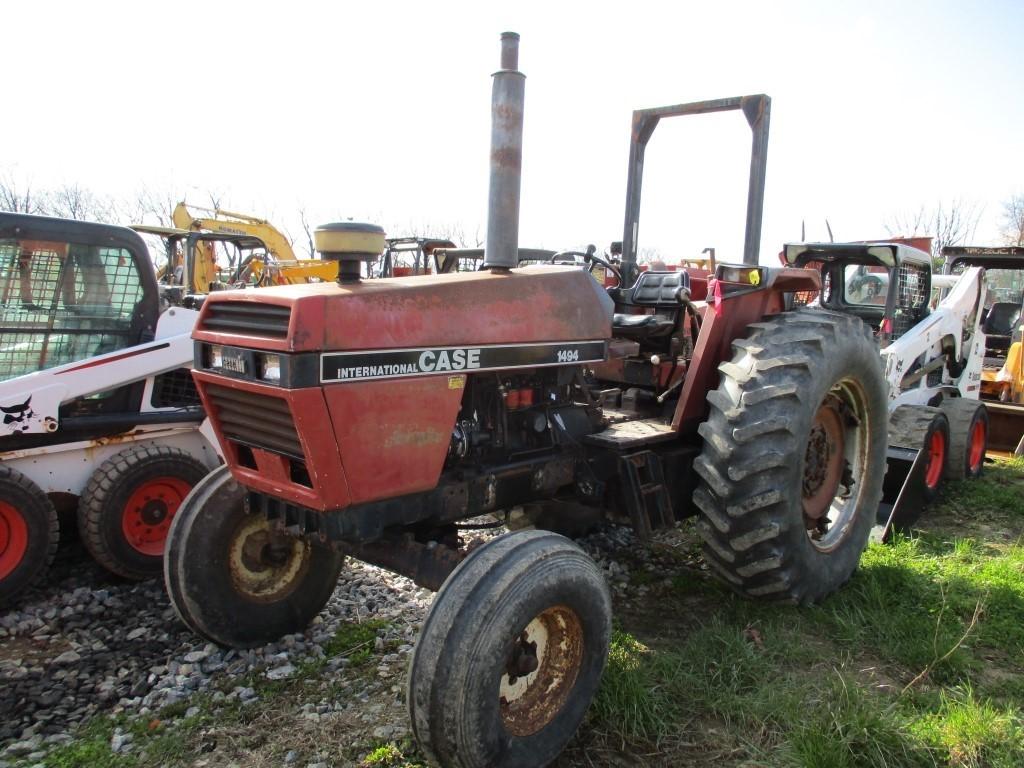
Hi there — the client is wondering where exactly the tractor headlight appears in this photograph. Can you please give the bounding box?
[208,344,224,368]
[258,354,281,383]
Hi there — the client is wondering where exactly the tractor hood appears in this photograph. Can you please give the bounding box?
[192,266,614,354]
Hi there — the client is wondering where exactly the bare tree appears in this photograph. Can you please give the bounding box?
[1001,193,1024,246]
[124,185,179,227]
[45,183,116,222]
[298,208,317,259]
[885,199,983,268]
[0,171,43,214]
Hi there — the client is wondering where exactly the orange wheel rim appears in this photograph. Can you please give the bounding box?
[121,476,192,556]
[925,431,946,490]
[0,501,29,581]
[968,420,986,472]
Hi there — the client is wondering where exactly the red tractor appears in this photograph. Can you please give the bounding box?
[165,34,888,768]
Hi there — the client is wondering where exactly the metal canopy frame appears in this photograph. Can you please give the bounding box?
[620,94,771,287]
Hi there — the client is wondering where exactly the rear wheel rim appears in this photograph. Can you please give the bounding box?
[0,501,29,581]
[802,384,869,552]
[121,476,192,556]
[968,419,986,473]
[925,431,946,489]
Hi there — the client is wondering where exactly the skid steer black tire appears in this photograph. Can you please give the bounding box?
[938,398,988,481]
[408,530,611,768]
[889,405,950,508]
[693,309,888,604]
[164,466,344,648]
[78,445,209,580]
[0,466,59,607]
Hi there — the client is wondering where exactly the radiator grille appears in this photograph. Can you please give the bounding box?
[201,302,291,338]
[205,383,304,459]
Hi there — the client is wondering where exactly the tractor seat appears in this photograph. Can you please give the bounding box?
[612,270,690,341]
[983,302,1022,354]
[612,313,676,336]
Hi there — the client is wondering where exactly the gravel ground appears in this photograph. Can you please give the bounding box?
[0,522,689,766]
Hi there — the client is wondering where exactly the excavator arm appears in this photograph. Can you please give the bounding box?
[172,203,337,285]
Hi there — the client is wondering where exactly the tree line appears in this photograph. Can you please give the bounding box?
[2,168,1021,261]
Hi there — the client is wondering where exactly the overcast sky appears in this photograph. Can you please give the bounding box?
[4,0,1022,265]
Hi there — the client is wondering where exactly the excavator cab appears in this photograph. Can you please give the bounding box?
[133,225,275,307]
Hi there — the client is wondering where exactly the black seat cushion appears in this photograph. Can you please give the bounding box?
[611,313,676,339]
[984,302,1021,336]
[984,302,1022,353]
[630,270,691,306]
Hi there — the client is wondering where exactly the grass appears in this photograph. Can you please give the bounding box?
[580,456,1024,767]
[30,458,1024,768]
[359,741,426,768]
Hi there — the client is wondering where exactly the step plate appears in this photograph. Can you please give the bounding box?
[583,418,677,449]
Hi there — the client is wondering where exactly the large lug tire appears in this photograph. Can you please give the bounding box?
[163,466,345,648]
[889,405,950,505]
[693,309,888,604]
[77,445,210,580]
[0,466,59,607]
[408,530,611,768]
[938,398,988,480]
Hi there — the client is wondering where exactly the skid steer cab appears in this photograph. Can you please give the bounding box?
[0,212,221,607]
[166,32,892,768]
[783,241,991,535]
[944,245,1024,455]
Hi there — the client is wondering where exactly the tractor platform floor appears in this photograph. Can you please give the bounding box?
[584,417,676,449]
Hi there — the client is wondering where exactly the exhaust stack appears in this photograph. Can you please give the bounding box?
[483,32,526,271]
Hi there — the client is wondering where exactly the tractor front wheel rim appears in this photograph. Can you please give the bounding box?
[499,605,584,737]
[228,517,310,602]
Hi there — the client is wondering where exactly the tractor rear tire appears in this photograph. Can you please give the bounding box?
[408,530,611,768]
[889,405,950,505]
[164,466,344,648]
[693,309,887,604]
[939,398,988,480]
[0,466,59,607]
[78,445,209,580]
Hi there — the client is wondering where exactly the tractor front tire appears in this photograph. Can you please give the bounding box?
[0,466,59,607]
[939,398,988,480]
[78,445,210,580]
[408,530,611,768]
[693,309,887,603]
[164,466,344,648]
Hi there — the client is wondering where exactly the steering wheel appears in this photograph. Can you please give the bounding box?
[548,246,623,287]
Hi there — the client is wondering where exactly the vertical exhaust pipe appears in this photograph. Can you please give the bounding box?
[483,32,525,270]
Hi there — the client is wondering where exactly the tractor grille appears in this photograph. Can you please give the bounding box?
[204,383,304,459]
[201,302,291,339]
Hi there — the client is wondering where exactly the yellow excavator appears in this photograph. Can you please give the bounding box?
[170,202,338,287]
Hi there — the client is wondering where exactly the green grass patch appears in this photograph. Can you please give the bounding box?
[359,741,426,767]
[588,457,1024,765]
[324,618,390,666]
[911,686,1024,768]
